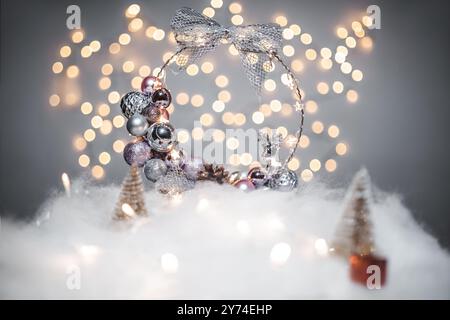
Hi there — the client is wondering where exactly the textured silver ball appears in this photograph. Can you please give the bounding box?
[147,122,176,152]
[268,168,298,192]
[120,91,150,118]
[126,114,149,137]
[144,158,168,182]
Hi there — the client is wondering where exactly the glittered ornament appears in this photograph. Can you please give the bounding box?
[151,88,172,108]
[123,140,152,167]
[234,179,256,192]
[143,158,168,182]
[165,149,185,168]
[142,105,170,124]
[268,168,298,192]
[183,158,204,180]
[120,91,151,118]
[147,122,176,152]
[141,76,163,95]
[126,114,149,137]
[247,167,267,188]
[155,167,195,195]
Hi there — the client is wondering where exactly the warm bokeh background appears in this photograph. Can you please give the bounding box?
[1,0,449,247]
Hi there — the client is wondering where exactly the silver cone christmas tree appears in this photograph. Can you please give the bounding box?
[330,168,375,258]
[114,165,147,220]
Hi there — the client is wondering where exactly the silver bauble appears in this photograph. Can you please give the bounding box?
[146,122,176,152]
[120,91,150,118]
[268,168,298,192]
[144,158,168,182]
[126,114,149,137]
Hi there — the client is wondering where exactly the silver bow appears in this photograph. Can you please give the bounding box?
[171,7,282,92]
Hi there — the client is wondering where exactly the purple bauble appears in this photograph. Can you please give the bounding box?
[247,167,267,188]
[123,140,152,167]
[141,76,163,95]
[142,105,170,124]
[183,158,204,180]
[151,88,172,108]
[234,179,256,192]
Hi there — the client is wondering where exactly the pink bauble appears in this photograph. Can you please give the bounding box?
[141,76,163,95]
[234,179,256,192]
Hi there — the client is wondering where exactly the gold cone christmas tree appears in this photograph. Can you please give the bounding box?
[330,168,375,258]
[114,165,147,220]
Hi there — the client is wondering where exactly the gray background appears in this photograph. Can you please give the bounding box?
[1,0,449,248]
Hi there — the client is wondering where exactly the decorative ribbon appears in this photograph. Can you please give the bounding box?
[170,7,282,92]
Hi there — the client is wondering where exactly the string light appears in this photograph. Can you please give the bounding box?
[309,159,321,172]
[112,140,126,153]
[89,40,101,52]
[125,4,141,18]
[109,42,121,54]
[305,48,317,61]
[332,81,344,94]
[78,154,90,167]
[270,100,282,112]
[101,64,113,76]
[49,94,60,107]
[229,2,242,14]
[211,0,223,9]
[336,27,348,39]
[191,94,204,107]
[128,18,143,32]
[176,92,190,105]
[264,79,277,92]
[60,45,71,58]
[325,159,337,172]
[336,142,348,156]
[200,113,214,126]
[300,33,312,45]
[212,100,225,112]
[177,130,190,144]
[346,89,358,103]
[231,15,244,26]
[118,33,131,45]
[98,77,111,90]
[91,165,105,179]
[113,115,125,128]
[201,61,214,73]
[274,15,288,27]
[71,30,84,43]
[252,111,264,124]
[215,75,229,88]
[328,125,340,138]
[80,46,92,58]
[352,69,363,82]
[66,65,79,78]
[222,112,234,125]
[153,29,165,41]
[80,102,93,115]
[291,59,304,72]
[218,90,231,103]
[73,136,87,151]
[301,169,313,182]
[98,152,111,165]
[83,129,96,142]
[203,7,215,18]
[52,62,64,74]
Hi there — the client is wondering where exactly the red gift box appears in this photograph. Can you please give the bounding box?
[349,253,387,288]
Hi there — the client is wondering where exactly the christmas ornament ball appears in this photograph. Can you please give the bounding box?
[142,105,170,124]
[247,167,267,188]
[147,122,176,152]
[126,114,149,137]
[165,149,186,167]
[151,88,172,108]
[120,91,151,118]
[123,140,152,167]
[143,158,168,182]
[234,179,256,192]
[268,168,298,192]
[141,76,163,95]
[183,158,204,180]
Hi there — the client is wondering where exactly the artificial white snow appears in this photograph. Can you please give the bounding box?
[0,179,448,299]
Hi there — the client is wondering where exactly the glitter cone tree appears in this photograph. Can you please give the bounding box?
[330,168,375,258]
[114,165,147,220]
